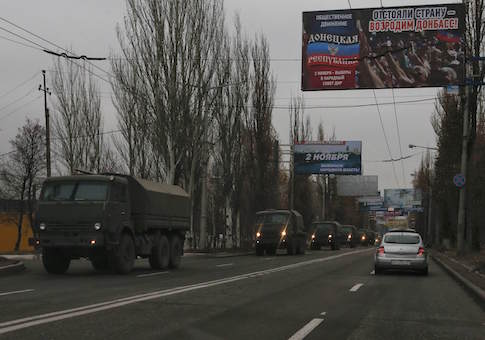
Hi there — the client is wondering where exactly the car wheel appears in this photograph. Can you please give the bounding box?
[149,234,170,270]
[374,266,382,275]
[421,267,428,276]
[42,248,70,274]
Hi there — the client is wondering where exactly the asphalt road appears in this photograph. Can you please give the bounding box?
[0,247,483,339]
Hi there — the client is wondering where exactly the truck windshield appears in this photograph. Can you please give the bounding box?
[341,226,354,234]
[313,223,333,233]
[256,213,289,224]
[41,182,109,201]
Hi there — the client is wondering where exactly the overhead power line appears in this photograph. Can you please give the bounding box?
[0,34,43,51]
[43,49,106,61]
[0,72,38,100]
[0,94,42,122]
[0,18,111,84]
[0,87,36,113]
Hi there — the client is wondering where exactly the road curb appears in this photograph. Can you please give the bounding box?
[432,255,485,311]
[0,261,26,276]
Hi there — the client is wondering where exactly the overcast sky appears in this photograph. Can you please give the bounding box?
[0,0,460,192]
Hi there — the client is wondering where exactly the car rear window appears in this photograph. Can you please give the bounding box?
[384,234,420,244]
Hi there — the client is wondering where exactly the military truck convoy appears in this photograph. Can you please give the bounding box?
[254,209,377,255]
[34,174,190,274]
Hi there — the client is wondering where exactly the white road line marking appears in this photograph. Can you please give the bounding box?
[370,270,375,275]
[136,271,169,278]
[0,248,371,335]
[288,318,324,340]
[349,283,364,292]
[0,289,35,297]
[320,312,327,316]
[216,263,234,268]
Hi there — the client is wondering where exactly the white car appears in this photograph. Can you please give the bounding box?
[374,229,428,275]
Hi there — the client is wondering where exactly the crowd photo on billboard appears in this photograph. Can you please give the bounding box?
[302,4,465,90]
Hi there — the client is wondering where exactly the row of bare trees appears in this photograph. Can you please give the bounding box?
[414,0,485,254]
[108,0,279,248]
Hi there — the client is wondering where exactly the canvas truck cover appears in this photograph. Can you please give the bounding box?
[127,177,190,232]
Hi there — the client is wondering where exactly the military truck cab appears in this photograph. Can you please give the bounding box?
[35,174,190,274]
[254,210,307,256]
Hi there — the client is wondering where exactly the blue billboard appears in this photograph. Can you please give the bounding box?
[294,141,362,175]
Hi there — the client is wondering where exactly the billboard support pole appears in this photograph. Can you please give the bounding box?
[457,0,469,255]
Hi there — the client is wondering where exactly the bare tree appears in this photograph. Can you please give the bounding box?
[0,119,45,251]
[112,0,225,186]
[52,58,104,174]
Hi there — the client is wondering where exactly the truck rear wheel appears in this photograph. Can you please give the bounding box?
[168,235,182,269]
[110,233,135,274]
[90,255,109,271]
[42,248,70,274]
[149,234,170,270]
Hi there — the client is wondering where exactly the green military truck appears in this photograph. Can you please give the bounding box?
[254,210,307,256]
[34,174,190,274]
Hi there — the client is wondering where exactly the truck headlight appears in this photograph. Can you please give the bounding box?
[348,234,352,239]
[311,234,315,239]
[94,222,102,231]
[281,230,286,237]
[328,234,332,239]
[256,232,261,238]
[39,223,47,231]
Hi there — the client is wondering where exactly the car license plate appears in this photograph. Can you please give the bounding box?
[391,260,410,266]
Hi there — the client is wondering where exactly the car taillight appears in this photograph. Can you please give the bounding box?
[417,247,425,256]
[377,246,385,255]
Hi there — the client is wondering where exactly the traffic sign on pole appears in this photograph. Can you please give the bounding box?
[453,174,466,188]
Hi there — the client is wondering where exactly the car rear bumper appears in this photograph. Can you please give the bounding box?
[375,256,428,270]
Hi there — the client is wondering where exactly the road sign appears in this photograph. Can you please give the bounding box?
[453,174,466,188]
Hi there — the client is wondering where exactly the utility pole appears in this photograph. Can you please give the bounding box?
[290,143,295,210]
[39,70,51,177]
[457,0,470,255]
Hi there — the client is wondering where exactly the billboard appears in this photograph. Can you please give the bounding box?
[384,189,422,208]
[302,4,465,90]
[337,176,379,196]
[294,141,361,175]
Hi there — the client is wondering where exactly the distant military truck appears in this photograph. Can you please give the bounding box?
[34,174,190,274]
[254,210,307,256]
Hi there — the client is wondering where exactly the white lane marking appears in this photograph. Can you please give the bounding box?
[0,248,371,335]
[0,289,35,297]
[136,271,169,278]
[288,318,324,340]
[370,270,375,275]
[216,263,234,268]
[320,312,327,316]
[349,283,364,292]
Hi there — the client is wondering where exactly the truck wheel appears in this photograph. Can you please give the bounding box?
[42,248,70,274]
[287,240,296,255]
[168,235,182,269]
[255,246,264,256]
[149,234,170,269]
[266,246,277,256]
[298,240,306,255]
[90,255,109,271]
[110,233,135,274]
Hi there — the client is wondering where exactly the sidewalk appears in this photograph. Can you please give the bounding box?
[432,250,485,309]
[0,256,25,276]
